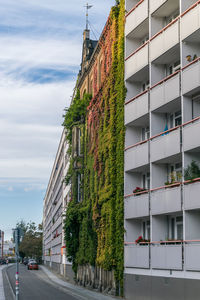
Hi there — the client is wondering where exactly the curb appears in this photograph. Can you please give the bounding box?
[4,265,15,300]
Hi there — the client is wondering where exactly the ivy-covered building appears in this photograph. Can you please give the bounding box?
[63,1,125,296]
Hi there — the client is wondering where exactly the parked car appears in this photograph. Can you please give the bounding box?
[27,262,38,270]
[23,258,28,265]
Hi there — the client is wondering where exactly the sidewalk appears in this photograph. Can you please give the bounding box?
[0,266,6,300]
[40,265,120,300]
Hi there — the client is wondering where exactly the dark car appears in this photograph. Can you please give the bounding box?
[23,258,28,265]
[27,262,38,270]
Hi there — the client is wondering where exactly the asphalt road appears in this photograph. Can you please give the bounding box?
[5,264,78,300]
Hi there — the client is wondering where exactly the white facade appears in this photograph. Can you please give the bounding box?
[43,130,71,275]
[3,241,14,256]
[124,0,200,298]
[0,231,4,258]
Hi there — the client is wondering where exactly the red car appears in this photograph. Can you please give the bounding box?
[27,262,38,270]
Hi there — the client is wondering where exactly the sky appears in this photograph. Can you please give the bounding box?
[0,0,115,240]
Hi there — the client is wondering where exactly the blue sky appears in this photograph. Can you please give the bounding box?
[0,0,115,240]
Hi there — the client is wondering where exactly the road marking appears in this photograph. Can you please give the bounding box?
[0,267,5,300]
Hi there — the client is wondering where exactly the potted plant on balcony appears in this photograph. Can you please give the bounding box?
[193,54,197,61]
[186,55,192,62]
[165,171,182,187]
[185,160,200,182]
[135,236,149,246]
[133,187,147,195]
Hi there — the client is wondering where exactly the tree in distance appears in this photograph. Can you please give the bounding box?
[16,220,43,261]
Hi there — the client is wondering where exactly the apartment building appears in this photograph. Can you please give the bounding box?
[0,231,4,258]
[124,0,200,299]
[43,130,73,281]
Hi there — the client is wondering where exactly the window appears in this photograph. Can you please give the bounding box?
[168,162,182,183]
[77,128,82,156]
[166,11,179,25]
[142,220,150,240]
[168,60,181,75]
[99,61,102,86]
[141,126,150,141]
[169,110,182,128]
[142,172,150,190]
[77,174,82,203]
[169,216,183,240]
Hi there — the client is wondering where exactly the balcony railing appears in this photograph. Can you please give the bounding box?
[125,141,149,171]
[125,192,149,219]
[181,0,200,41]
[185,241,200,271]
[183,116,200,151]
[150,126,181,162]
[150,17,180,62]
[125,0,148,37]
[151,242,183,270]
[124,239,200,270]
[182,57,200,95]
[125,89,149,125]
[124,243,150,268]
[151,185,182,215]
[125,41,149,80]
[150,71,181,111]
[184,178,200,210]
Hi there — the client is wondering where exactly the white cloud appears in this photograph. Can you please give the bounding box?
[7,186,13,192]
[0,0,115,239]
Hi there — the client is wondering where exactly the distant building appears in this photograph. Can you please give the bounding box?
[124,0,200,299]
[0,231,4,258]
[43,131,72,280]
[3,240,14,256]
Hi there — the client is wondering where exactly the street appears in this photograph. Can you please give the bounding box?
[5,264,78,300]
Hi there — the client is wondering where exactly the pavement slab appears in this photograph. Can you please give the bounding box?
[40,265,119,300]
[0,266,6,300]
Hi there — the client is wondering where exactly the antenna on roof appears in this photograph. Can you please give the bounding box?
[84,3,93,30]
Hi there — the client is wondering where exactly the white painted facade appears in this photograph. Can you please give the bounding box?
[43,130,71,275]
[124,0,200,289]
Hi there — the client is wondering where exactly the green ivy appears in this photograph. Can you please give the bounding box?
[63,0,125,295]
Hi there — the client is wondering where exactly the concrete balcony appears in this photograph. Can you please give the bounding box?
[125,91,149,125]
[183,119,200,151]
[51,234,62,247]
[184,181,200,210]
[151,185,182,215]
[150,0,167,14]
[150,128,181,162]
[125,43,149,81]
[181,2,200,41]
[125,245,150,268]
[185,243,200,271]
[182,59,200,95]
[125,0,148,37]
[150,72,180,111]
[52,216,62,232]
[150,19,179,62]
[125,193,149,219]
[125,142,149,171]
[151,244,182,270]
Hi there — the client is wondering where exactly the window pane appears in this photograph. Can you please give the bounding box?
[143,222,146,238]
[177,224,183,240]
[171,218,175,240]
